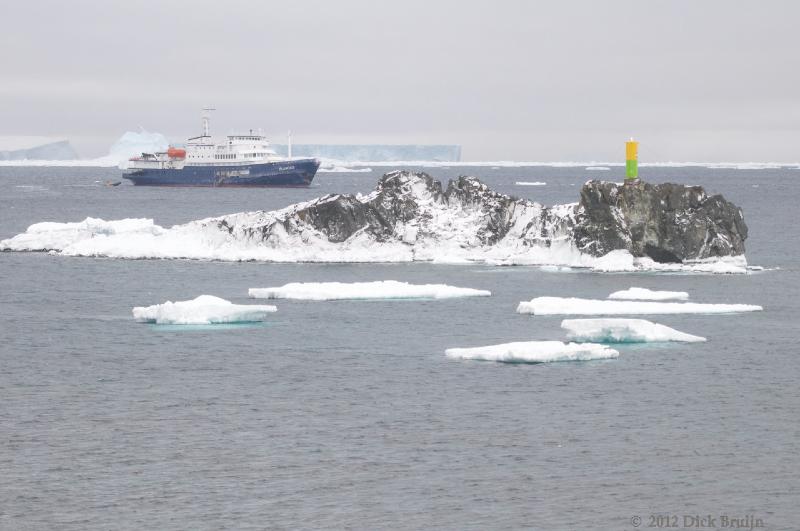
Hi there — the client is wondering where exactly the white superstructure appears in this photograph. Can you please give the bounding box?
[129,109,288,170]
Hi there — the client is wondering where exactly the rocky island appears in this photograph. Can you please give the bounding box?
[0,171,750,273]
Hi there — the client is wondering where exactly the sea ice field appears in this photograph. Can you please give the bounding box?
[1,164,798,530]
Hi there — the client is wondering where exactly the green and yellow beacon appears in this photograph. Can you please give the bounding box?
[625,138,639,184]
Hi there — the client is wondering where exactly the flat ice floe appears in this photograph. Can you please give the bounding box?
[561,318,706,343]
[249,281,490,300]
[515,181,546,186]
[445,341,619,363]
[608,287,689,301]
[517,297,762,315]
[132,295,277,325]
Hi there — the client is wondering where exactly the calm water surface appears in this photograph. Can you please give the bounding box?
[1,166,798,529]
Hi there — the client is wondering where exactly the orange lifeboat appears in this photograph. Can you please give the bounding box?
[167,147,186,159]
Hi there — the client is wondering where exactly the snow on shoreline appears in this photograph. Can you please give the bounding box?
[517,297,763,315]
[608,287,689,301]
[0,216,754,274]
[445,341,619,363]
[561,318,706,343]
[132,295,277,325]
[249,281,490,300]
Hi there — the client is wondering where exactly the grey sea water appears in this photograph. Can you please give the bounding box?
[1,165,798,530]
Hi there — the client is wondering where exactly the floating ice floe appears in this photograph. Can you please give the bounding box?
[561,318,706,343]
[132,295,277,325]
[445,341,619,364]
[517,297,762,315]
[249,280,491,300]
[585,166,611,171]
[607,287,689,301]
[515,181,546,186]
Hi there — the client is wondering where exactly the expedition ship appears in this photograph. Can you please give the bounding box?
[123,110,319,187]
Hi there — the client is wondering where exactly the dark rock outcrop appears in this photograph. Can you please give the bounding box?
[233,171,573,250]
[573,180,747,262]
[226,171,747,263]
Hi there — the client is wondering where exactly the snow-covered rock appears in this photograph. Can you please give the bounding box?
[249,281,490,300]
[561,318,706,343]
[0,171,752,273]
[517,297,762,315]
[607,287,689,301]
[574,179,748,262]
[132,295,277,325]
[445,341,619,363]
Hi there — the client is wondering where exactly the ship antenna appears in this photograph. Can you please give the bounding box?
[287,130,292,159]
[202,106,216,137]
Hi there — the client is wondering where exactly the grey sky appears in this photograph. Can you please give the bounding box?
[2,0,799,161]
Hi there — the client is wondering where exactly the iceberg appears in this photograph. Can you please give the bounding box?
[585,166,611,171]
[249,281,490,301]
[110,130,169,166]
[0,130,170,168]
[517,297,762,315]
[0,137,78,161]
[132,295,277,325]
[515,181,546,186]
[608,287,689,301]
[561,318,706,343]
[445,341,619,364]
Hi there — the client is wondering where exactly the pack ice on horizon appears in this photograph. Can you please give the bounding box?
[123,108,320,187]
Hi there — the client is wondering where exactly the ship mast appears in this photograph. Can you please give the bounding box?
[202,106,216,137]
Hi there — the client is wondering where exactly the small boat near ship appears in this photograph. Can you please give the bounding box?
[122,109,319,187]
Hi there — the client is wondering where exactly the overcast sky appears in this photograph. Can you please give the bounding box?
[2,0,799,161]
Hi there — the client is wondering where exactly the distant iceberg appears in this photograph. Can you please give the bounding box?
[249,281,490,301]
[271,144,462,163]
[608,287,689,301]
[515,181,546,186]
[561,318,706,343]
[585,166,611,171]
[445,341,619,364]
[0,136,78,161]
[109,130,169,167]
[132,295,277,325]
[517,297,762,315]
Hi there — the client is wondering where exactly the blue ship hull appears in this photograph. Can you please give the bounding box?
[124,158,319,187]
